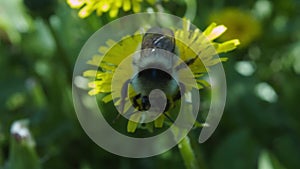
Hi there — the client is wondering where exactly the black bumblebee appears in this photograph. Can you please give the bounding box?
[119,27,185,121]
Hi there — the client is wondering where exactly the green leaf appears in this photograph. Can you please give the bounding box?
[258,150,286,169]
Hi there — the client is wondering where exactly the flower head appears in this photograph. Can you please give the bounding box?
[209,8,261,47]
[67,0,155,18]
[83,19,240,132]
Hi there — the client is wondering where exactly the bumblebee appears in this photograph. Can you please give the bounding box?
[120,27,186,120]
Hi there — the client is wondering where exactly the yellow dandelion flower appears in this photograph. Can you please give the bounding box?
[209,8,261,47]
[83,19,240,132]
[67,0,155,18]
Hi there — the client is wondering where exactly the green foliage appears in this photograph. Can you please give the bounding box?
[8,120,41,169]
[1,0,300,168]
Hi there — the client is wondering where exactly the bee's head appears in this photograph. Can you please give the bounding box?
[141,27,175,53]
[134,27,177,73]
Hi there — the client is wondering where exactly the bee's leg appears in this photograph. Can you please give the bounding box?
[173,82,186,102]
[113,79,131,124]
[141,96,150,110]
[119,79,131,113]
[163,100,175,123]
[160,82,186,124]
[132,93,141,110]
[163,112,174,123]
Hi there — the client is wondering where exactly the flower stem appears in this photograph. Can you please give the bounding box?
[184,0,197,22]
[178,135,200,169]
[43,18,73,83]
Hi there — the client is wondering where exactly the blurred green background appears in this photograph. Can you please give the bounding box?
[1,0,300,168]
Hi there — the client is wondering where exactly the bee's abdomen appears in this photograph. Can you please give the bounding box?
[131,68,178,97]
[137,68,172,80]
